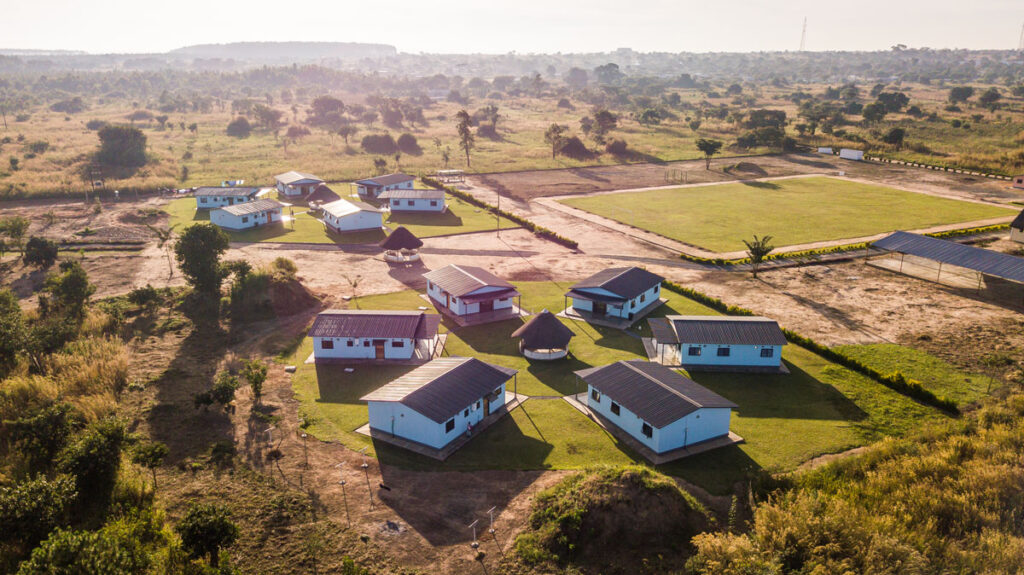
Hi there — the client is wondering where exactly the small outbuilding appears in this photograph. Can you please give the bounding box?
[320,199,385,233]
[355,173,415,199]
[194,186,259,209]
[575,360,739,460]
[275,171,324,198]
[210,199,283,231]
[306,183,342,205]
[1011,210,1024,244]
[839,148,864,161]
[646,315,788,371]
[423,264,522,326]
[361,357,518,452]
[511,309,574,360]
[379,188,447,212]
[380,226,424,263]
[310,310,441,363]
[817,147,833,155]
[1011,175,1024,190]
[564,267,665,327]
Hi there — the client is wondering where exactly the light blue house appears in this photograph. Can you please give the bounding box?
[565,267,664,322]
[647,315,787,371]
[576,360,737,457]
[194,186,259,209]
[309,310,441,363]
[423,264,521,325]
[379,188,447,212]
[275,171,324,198]
[209,199,283,230]
[355,173,415,199]
[320,199,385,233]
[361,357,518,451]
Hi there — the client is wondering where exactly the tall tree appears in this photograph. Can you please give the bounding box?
[455,109,475,168]
[96,125,147,167]
[0,216,30,253]
[243,358,268,405]
[176,503,239,568]
[743,235,775,278]
[695,139,724,170]
[130,441,169,490]
[0,288,25,376]
[543,124,568,159]
[174,224,230,296]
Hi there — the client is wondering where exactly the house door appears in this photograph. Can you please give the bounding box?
[480,300,494,313]
[593,302,607,315]
[483,396,491,416]
[373,340,386,359]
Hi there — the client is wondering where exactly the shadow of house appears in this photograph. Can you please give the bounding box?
[388,210,464,228]
[781,154,839,170]
[740,180,781,190]
[657,444,762,496]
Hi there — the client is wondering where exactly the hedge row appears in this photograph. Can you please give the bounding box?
[660,280,960,414]
[867,156,1013,180]
[679,242,869,266]
[925,223,1009,240]
[421,176,579,250]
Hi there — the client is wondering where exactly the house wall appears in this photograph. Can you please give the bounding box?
[196,195,253,209]
[1011,227,1024,244]
[571,284,660,319]
[839,149,864,161]
[359,180,414,198]
[367,384,506,449]
[586,385,731,454]
[668,342,783,367]
[312,336,421,360]
[210,207,281,230]
[1012,177,1024,190]
[426,282,513,316]
[277,180,320,196]
[324,210,384,232]
[387,197,446,212]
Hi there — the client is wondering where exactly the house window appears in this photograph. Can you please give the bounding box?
[639,293,646,303]
[445,419,455,432]
[430,200,438,207]
[321,339,334,349]
[760,347,774,358]
[346,340,354,347]
[407,200,414,206]
[475,400,480,409]
[200,197,208,203]
[363,341,370,347]
[611,402,621,416]
[591,389,601,402]
[717,347,731,357]
[688,346,702,356]
[463,408,469,417]
[392,200,400,206]
[391,340,404,348]
[641,423,653,438]
[242,216,249,223]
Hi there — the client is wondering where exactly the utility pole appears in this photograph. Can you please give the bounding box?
[799,17,807,52]
[1018,22,1024,52]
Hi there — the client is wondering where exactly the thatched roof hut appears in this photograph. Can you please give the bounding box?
[380,226,424,251]
[511,309,574,360]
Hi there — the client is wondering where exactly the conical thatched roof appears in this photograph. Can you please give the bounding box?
[511,309,574,350]
[379,226,424,250]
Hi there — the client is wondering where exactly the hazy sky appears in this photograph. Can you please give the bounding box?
[6,0,1023,54]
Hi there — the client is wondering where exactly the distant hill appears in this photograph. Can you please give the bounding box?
[169,41,396,61]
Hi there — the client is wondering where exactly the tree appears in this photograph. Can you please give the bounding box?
[882,127,906,149]
[593,63,624,85]
[22,236,58,268]
[743,235,775,278]
[286,125,311,145]
[0,475,76,552]
[174,223,230,296]
[176,503,239,567]
[243,358,268,405]
[306,95,346,129]
[949,86,975,103]
[372,157,388,174]
[40,261,95,319]
[0,215,30,253]
[96,125,147,167]
[360,133,398,155]
[337,124,359,146]
[226,117,252,138]
[7,402,75,475]
[978,87,1001,110]
[696,139,724,170]
[396,133,421,155]
[455,109,475,167]
[590,109,618,145]
[146,223,177,279]
[875,92,910,113]
[566,67,588,90]
[252,104,284,131]
[0,289,25,376]
[636,109,662,127]
[18,527,150,574]
[744,109,787,130]
[210,371,239,411]
[543,124,568,159]
[861,102,887,123]
[130,441,169,490]
[58,418,127,506]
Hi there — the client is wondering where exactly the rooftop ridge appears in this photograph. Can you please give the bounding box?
[620,360,699,411]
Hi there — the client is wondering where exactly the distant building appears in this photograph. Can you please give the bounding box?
[423,264,521,325]
[320,199,384,233]
[194,186,259,209]
[1012,175,1024,191]
[209,199,283,231]
[379,188,447,212]
[355,173,415,199]
[839,148,864,161]
[1011,210,1024,244]
[817,147,833,155]
[275,171,324,197]
[310,310,440,362]
[565,267,664,322]
[647,315,787,370]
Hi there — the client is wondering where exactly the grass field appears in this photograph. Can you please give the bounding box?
[164,191,515,243]
[290,282,950,494]
[559,176,1017,252]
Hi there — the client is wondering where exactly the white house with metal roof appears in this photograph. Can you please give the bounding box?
[209,199,283,231]
[355,173,415,199]
[194,186,259,209]
[576,360,738,457]
[423,264,521,325]
[565,267,664,322]
[275,171,324,197]
[320,199,385,233]
[646,315,787,370]
[379,188,447,212]
[1011,210,1024,244]
[361,357,517,450]
[309,310,441,362]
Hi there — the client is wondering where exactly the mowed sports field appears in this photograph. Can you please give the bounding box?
[558,176,1017,252]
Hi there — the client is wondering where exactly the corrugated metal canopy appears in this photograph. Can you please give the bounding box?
[873,231,1024,284]
[423,265,515,297]
[648,316,788,346]
[575,360,736,428]
[361,357,517,423]
[310,310,440,340]
[569,267,664,300]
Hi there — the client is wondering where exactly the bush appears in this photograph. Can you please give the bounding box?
[557,98,574,109]
[226,116,252,138]
[396,132,421,155]
[96,125,147,167]
[127,284,161,308]
[85,119,107,131]
[559,136,593,160]
[23,237,58,268]
[49,97,86,114]
[360,133,398,154]
[271,257,298,278]
[57,418,127,507]
[605,139,628,156]
[0,474,76,551]
[176,503,239,567]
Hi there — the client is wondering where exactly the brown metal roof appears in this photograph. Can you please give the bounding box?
[575,360,736,428]
[422,265,515,297]
[649,316,788,346]
[379,226,424,250]
[378,188,445,200]
[361,357,517,423]
[356,173,416,187]
[309,310,440,340]
[511,310,574,349]
[194,186,259,198]
[569,267,664,300]
[217,199,283,216]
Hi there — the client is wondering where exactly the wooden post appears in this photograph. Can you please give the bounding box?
[937,261,943,283]
[899,252,905,274]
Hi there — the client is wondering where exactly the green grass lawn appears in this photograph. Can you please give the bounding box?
[832,343,992,407]
[558,176,1017,252]
[164,191,515,244]
[289,281,951,494]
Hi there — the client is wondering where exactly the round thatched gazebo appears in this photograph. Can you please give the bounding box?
[380,226,424,263]
[511,309,574,360]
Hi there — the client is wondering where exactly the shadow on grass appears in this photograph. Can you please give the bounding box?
[782,154,839,170]
[387,209,464,228]
[740,180,781,190]
[659,444,762,496]
[313,363,416,404]
[526,355,594,396]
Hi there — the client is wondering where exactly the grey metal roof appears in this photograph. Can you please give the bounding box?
[378,188,446,201]
[511,309,574,349]
[649,315,788,346]
[217,199,283,216]
[576,360,736,428]
[356,173,416,187]
[569,267,664,300]
[310,310,440,340]
[194,186,259,198]
[1011,210,1024,231]
[361,357,517,423]
[379,226,424,250]
[422,265,515,297]
[275,171,323,184]
[873,231,1024,284]
[321,198,385,218]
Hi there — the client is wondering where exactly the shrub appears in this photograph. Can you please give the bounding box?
[271,257,298,278]
[23,237,58,268]
[49,97,86,114]
[127,284,161,308]
[225,116,252,138]
[557,98,574,109]
[396,132,421,154]
[0,474,76,551]
[57,417,127,507]
[360,133,398,154]
[176,503,239,567]
[85,119,107,131]
[605,139,628,156]
[559,136,593,160]
[96,125,147,167]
